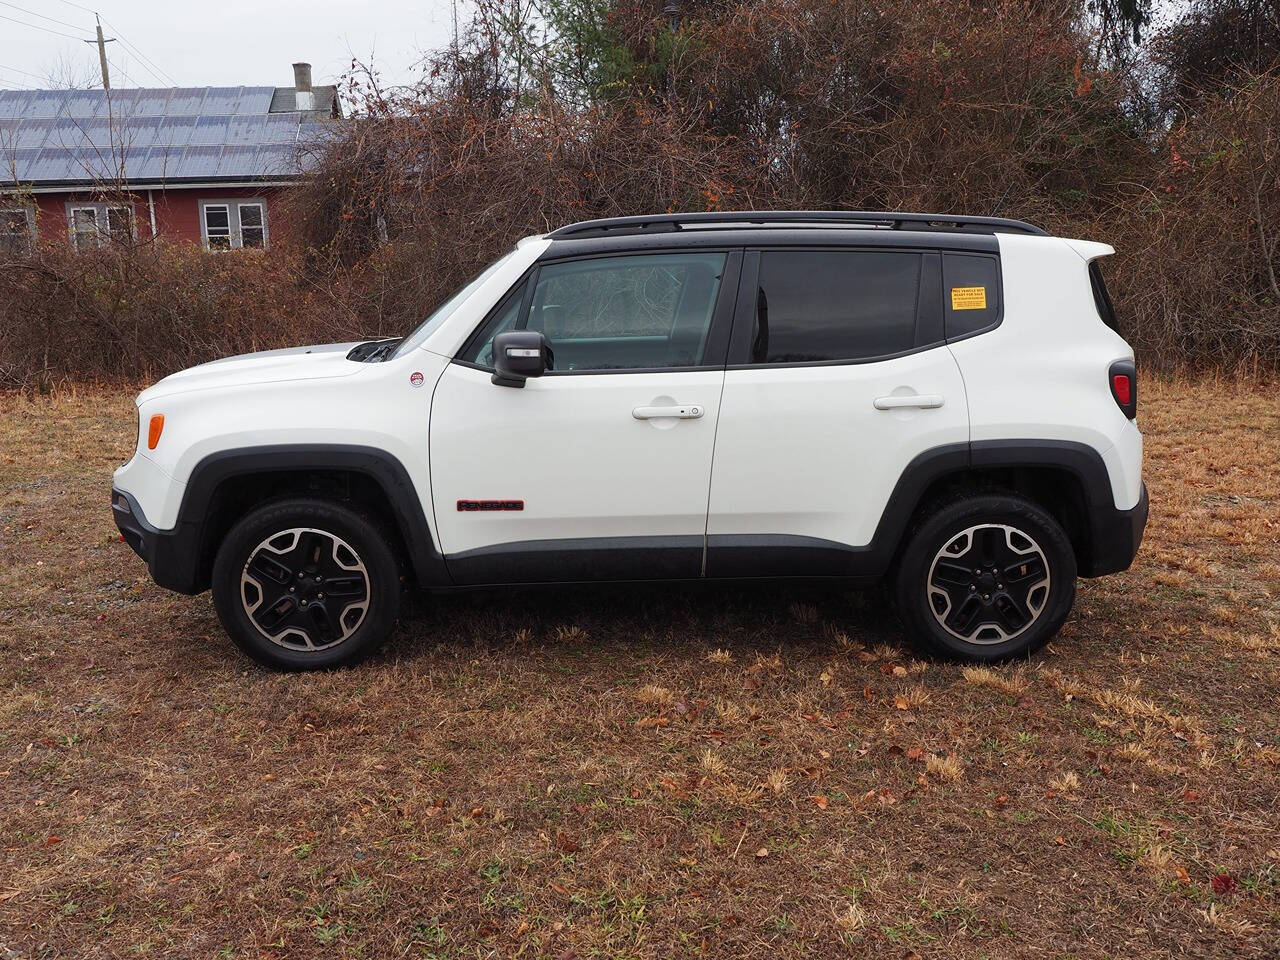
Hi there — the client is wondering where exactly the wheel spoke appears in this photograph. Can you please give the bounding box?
[931,559,973,588]
[992,594,1029,632]
[255,594,297,633]
[949,595,986,636]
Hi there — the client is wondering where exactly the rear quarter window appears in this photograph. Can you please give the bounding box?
[942,253,1001,340]
[1089,261,1118,331]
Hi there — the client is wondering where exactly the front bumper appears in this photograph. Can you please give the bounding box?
[111,488,205,595]
[1082,482,1149,577]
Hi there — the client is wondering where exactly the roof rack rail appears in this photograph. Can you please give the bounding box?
[547,210,1048,239]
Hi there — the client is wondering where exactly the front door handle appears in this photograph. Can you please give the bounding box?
[633,404,705,420]
[873,394,944,410]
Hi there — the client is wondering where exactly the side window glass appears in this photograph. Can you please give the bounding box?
[463,282,526,367]
[942,253,1000,340]
[750,251,921,364]
[529,252,726,370]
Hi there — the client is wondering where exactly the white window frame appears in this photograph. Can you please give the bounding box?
[0,205,36,255]
[65,202,134,250]
[199,199,269,251]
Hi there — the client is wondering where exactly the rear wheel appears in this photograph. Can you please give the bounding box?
[893,494,1076,662]
[211,498,400,670]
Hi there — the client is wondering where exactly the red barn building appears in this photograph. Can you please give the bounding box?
[0,64,339,254]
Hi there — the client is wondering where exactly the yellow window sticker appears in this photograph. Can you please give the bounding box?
[951,286,987,311]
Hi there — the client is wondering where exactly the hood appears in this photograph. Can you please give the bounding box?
[138,342,363,403]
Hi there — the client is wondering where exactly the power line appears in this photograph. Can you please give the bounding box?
[105,55,142,89]
[0,0,91,35]
[0,62,50,82]
[100,17,176,86]
[47,0,98,14]
[0,11,89,41]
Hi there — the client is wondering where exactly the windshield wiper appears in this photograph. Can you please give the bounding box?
[346,338,403,363]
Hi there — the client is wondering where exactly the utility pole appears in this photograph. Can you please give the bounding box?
[84,14,116,90]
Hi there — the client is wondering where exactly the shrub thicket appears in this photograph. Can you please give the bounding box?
[0,0,1276,385]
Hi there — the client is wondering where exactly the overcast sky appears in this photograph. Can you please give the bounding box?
[0,0,461,93]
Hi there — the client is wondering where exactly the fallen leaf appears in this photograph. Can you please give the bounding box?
[755,847,769,859]
[44,835,61,846]
[1175,866,1191,885]
[1211,873,1237,895]
[810,795,829,810]
[906,747,924,761]
[894,696,911,710]
[892,666,908,677]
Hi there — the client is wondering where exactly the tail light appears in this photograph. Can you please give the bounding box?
[1108,360,1137,420]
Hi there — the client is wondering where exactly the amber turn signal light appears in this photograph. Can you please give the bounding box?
[147,414,165,449]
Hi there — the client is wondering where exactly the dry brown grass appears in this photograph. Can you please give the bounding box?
[1,377,1278,957]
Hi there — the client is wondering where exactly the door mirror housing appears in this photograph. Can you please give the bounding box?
[491,331,551,387]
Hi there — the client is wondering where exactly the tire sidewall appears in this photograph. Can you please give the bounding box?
[895,495,1076,662]
[211,498,400,670]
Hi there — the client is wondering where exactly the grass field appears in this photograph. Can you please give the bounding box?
[1,379,1278,958]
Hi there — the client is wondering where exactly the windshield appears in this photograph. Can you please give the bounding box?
[392,249,518,358]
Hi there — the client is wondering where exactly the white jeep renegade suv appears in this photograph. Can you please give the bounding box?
[112,211,1147,670]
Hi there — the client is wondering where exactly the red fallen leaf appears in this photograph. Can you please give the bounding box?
[1183,789,1200,803]
[1175,866,1191,885]
[44,835,61,846]
[810,795,829,810]
[549,881,570,895]
[906,747,924,761]
[555,831,581,854]
[1211,873,1237,895]
[995,793,1009,807]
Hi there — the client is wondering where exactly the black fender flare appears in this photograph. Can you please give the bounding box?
[180,444,449,591]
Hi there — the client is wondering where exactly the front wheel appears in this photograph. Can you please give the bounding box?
[893,494,1076,662]
[211,498,401,670]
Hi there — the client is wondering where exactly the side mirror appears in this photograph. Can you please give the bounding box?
[492,330,551,388]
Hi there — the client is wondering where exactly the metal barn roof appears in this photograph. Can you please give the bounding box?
[0,86,338,188]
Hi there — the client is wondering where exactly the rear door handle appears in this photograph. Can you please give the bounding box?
[873,394,944,410]
[633,404,705,420]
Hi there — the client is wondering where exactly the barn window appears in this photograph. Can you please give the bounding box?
[0,206,36,255]
[201,199,269,251]
[66,203,133,249]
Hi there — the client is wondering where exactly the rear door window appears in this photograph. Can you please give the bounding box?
[746,250,923,364]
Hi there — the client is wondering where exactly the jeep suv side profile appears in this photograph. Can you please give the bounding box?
[112,211,1147,669]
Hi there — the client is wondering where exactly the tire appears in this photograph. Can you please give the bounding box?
[211,498,401,670]
[893,494,1076,662]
